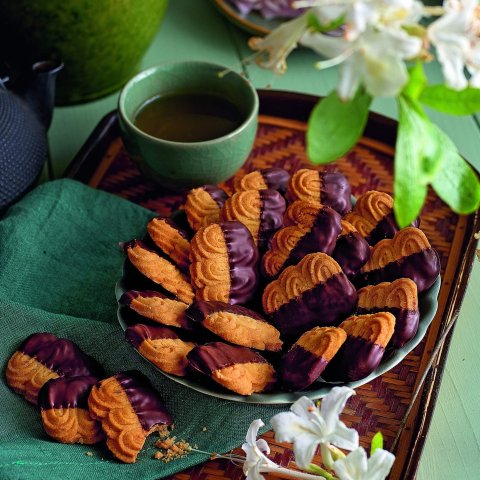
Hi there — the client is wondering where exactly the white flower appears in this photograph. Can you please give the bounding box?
[427,0,480,90]
[249,12,310,74]
[333,447,395,480]
[301,24,422,99]
[241,419,279,480]
[270,387,359,470]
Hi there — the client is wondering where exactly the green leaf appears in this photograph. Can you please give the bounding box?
[419,85,480,115]
[430,126,480,214]
[371,432,384,456]
[402,62,427,101]
[307,89,372,164]
[394,97,444,227]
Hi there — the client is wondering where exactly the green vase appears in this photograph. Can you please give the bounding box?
[0,0,169,105]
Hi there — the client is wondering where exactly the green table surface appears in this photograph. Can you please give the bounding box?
[46,1,480,478]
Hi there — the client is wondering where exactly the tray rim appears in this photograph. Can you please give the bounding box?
[64,89,480,480]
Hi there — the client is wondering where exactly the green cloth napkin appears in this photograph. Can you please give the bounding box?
[0,179,285,480]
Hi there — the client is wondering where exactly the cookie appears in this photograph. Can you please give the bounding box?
[185,301,282,352]
[88,370,173,463]
[283,199,323,227]
[39,375,104,444]
[281,327,347,391]
[119,290,194,330]
[262,203,341,278]
[187,342,276,395]
[322,312,395,382]
[5,332,103,405]
[122,239,194,304]
[147,217,191,271]
[234,167,290,194]
[262,253,357,337]
[221,189,286,248]
[357,278,419,348]
[185,185,228,231]
[354,227,440,292]
[189,221,259,305]
[344,190,419,245]
[125,324,195,376]
[286,169,352,215]
[331,220,371,276]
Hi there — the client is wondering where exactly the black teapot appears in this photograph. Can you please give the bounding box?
[0,60,63,213]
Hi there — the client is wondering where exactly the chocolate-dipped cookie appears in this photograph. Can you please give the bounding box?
[221,189,286,248]
[88,370,173,463]
[39,375,104,444]
[357,278,419,348]
[354,227,440,292]
[125,324,195,376]
[187,342,276,395]
[234,167,290,194]
[262,253,357,337]
[286,169,352,215]
[119,290,194,330]
[189,221,259,305]
[344,190,419,245]
[281,327,346,391]
[322,312,395,382]
[262,203,341,278]
[185,301,282,351]
[5,333,103,405]
[122,239,194,304]
[185,185,228,231]
[147,217,191,271]
[331,221,371,276]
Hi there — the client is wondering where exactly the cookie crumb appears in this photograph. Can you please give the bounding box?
[85,451,93,457]
[154,435,191,463]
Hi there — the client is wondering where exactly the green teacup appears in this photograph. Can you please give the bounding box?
[118,61,259,188]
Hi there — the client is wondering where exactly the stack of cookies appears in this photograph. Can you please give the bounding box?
[5,332,173,463]
[119,167,441,395]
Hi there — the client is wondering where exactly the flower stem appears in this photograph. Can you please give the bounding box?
[263,465,327,479]
[307,463,337,480]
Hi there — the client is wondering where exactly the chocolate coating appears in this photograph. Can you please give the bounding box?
[20,333,103,378]
[270,273,357,337]
[38,375,99,410]
[125,324,180,349]
[320,172,352,216]
[332,232,371,276]
[354,248,440,293]
[202,185,228,208]
[221,221,260,305]
[288,206,342,263]
[185,301,266,323]
[258,190,287,248]
[261,168,290,194]
[322,336,385,382]
[281,345,328,391]
[115,371,173,431]
[367,213,421,245]
[120,238,155,254]
[187,342,267,375]
[356,306,419,348]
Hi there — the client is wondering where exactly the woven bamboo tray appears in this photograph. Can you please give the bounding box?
[65,90,479,480]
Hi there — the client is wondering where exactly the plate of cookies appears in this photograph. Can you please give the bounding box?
[116,167,441,404]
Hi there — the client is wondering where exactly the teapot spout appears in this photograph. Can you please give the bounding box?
[23,60,63,130]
